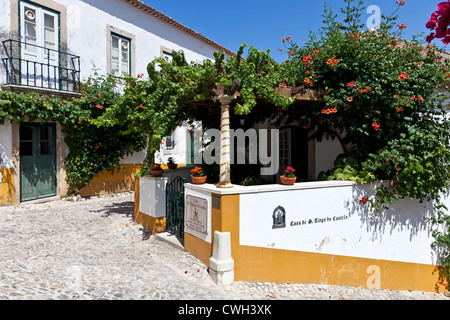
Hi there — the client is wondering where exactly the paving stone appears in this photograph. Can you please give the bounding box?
[0,191,448,300]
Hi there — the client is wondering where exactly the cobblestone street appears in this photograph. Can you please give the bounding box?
[0,192,448,300]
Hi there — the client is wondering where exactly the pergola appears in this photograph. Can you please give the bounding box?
[184,82,332,188]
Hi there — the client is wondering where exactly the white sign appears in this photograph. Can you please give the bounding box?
[186,195,208,234]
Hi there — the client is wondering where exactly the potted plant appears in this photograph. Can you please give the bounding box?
[167,157,178,170]
[191,166,207,184]
[280,166,297,185]
[150,164,164,177]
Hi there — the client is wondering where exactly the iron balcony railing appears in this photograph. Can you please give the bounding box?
[2,39,81,93]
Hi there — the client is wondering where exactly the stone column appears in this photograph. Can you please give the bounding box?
[216,95,234,188]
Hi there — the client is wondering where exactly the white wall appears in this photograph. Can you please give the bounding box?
[0,120,13,169]
[239,181,441,265]
[0,0,11,86]
[62,0,224,80]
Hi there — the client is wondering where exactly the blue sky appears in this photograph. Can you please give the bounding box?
[143,0,444,62]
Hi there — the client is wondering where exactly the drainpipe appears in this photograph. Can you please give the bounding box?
[216,95,235,188]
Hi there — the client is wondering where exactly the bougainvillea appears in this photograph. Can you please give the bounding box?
[426,1,450,44]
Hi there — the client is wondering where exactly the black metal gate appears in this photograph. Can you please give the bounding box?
[165,176,186,238]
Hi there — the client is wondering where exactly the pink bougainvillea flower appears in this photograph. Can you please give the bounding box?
[426,2,450,45]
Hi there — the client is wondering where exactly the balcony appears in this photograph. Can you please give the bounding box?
[1,39,81,97]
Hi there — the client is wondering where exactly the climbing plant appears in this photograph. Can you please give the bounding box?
[278,0,450,277]
[0,73,147,194]
[93,46,296,175]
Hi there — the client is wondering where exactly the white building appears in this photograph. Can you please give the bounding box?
[0,0,233,205]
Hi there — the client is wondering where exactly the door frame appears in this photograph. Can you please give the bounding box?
[19,122,57,202]
[12,120,67,204]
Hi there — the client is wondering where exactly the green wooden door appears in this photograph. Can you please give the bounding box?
[20,123,57,202]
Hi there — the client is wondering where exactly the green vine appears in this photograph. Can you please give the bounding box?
[0,73,147,194]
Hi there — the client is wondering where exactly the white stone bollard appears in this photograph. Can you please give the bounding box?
[209,231,234,286]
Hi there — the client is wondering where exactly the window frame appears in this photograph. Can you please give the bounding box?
[19,1,60,60]
[106,25,135,77]
[110,33,131,76]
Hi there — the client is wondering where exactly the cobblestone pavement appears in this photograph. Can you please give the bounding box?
[0,192,448,300]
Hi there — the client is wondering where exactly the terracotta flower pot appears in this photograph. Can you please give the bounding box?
[280,175,296,185]
[151,169,164,177]
[191,175,207,184]
[167,163,178,170]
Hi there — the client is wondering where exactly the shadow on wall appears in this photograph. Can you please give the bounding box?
[346,182,440,259]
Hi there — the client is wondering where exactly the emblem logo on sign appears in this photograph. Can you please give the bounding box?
[272,205,286,229]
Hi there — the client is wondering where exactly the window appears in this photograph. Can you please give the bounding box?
[162,51,173,63]
[165,130,175,150]
[110,34,131,76]
[21,2,59,57]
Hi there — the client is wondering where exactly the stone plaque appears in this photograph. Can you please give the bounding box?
[186,195,208,234]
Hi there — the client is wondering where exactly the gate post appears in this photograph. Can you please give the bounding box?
[209,231,234,286]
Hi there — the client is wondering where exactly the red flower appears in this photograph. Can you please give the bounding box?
[303,78,313,86]
[302,55,313,64]
[321,108,337,114]
[94,144,100,150]
[96,104,103,109]
[347,97,353,102]
[347,82,357,86]
[397,23,406,30]
[326,58,340,66]
[398,72,409,81]
[98,94,102,98]
[395,1,405,6]
[359,196,368,204]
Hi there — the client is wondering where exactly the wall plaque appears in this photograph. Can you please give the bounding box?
[186,195,208,234]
